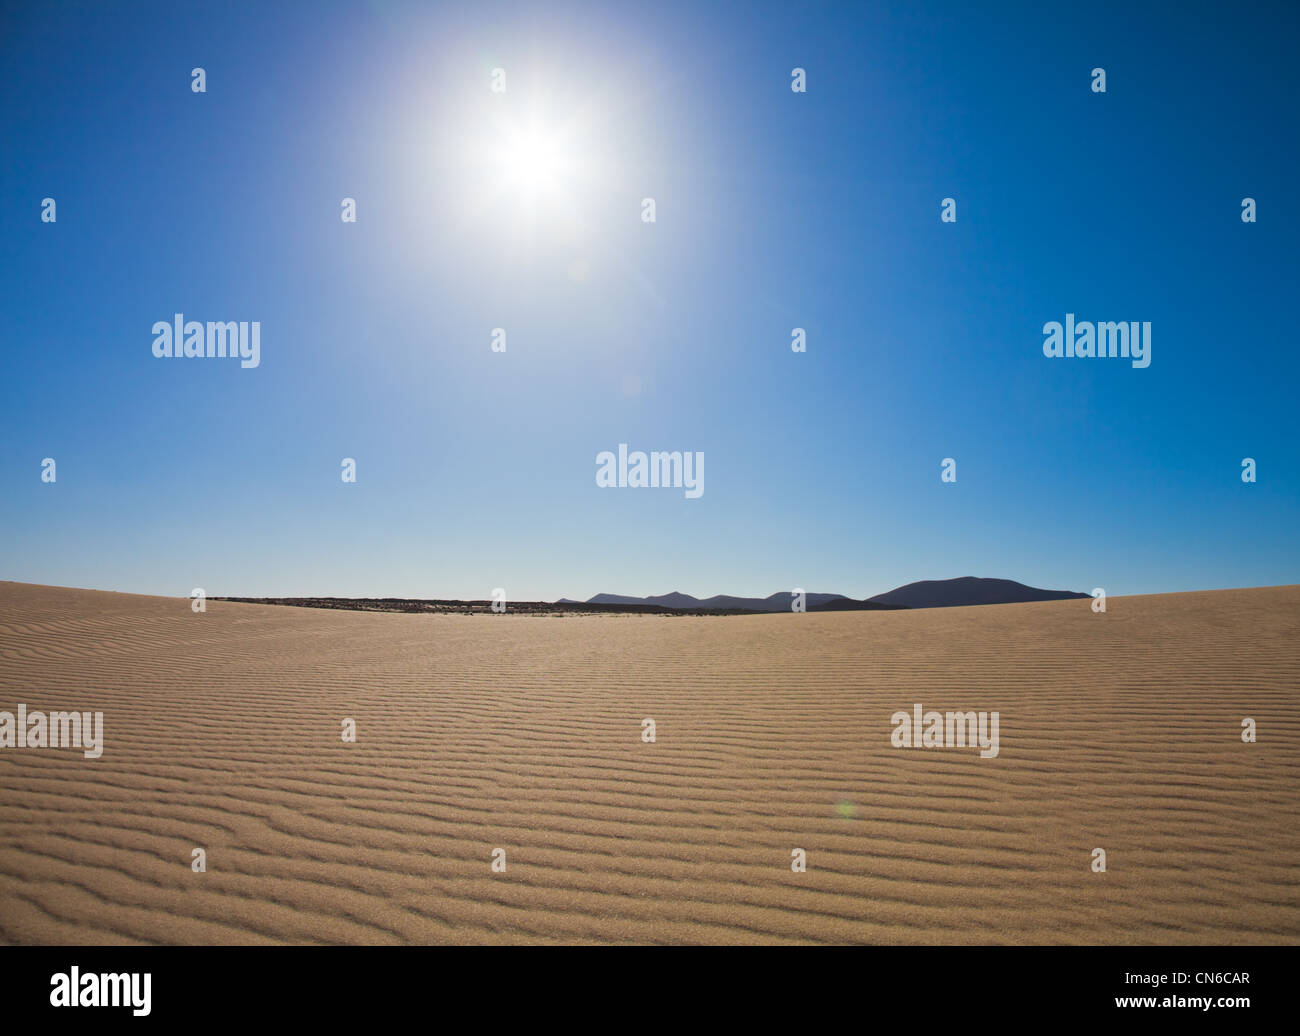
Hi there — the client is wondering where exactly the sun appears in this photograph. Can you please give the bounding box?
[439,89,610,247]
[495,122,570,199]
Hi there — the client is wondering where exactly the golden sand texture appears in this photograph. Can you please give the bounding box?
[0,581,1296,945]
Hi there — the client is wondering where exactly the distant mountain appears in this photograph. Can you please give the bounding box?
[865,576,1091,609]
[570,578,1090,612]
[216,579,1087,617]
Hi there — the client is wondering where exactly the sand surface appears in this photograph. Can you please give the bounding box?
[0,581,1296,944]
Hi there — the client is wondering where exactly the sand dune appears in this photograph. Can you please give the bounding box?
[0,581,1296,945]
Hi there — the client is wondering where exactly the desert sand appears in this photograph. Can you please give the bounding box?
[0,581,1296,945]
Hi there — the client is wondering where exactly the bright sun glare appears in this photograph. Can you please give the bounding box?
[454,91,607,245]
[497,123,568,198]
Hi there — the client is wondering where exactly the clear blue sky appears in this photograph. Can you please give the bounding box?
[2,0,1297,600]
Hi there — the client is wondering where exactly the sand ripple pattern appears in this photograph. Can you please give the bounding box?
[0,582,1297,944]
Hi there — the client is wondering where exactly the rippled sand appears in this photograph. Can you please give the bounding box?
[1,581,1296,944]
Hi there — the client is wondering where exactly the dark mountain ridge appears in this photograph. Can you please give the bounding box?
[571,577,1090,612]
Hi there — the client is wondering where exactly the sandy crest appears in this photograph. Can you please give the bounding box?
[0,581,1296,945]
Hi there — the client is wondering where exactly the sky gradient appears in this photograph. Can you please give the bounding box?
[2,0,1297,600]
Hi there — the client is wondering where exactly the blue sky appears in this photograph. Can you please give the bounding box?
[2,0,1297,600]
